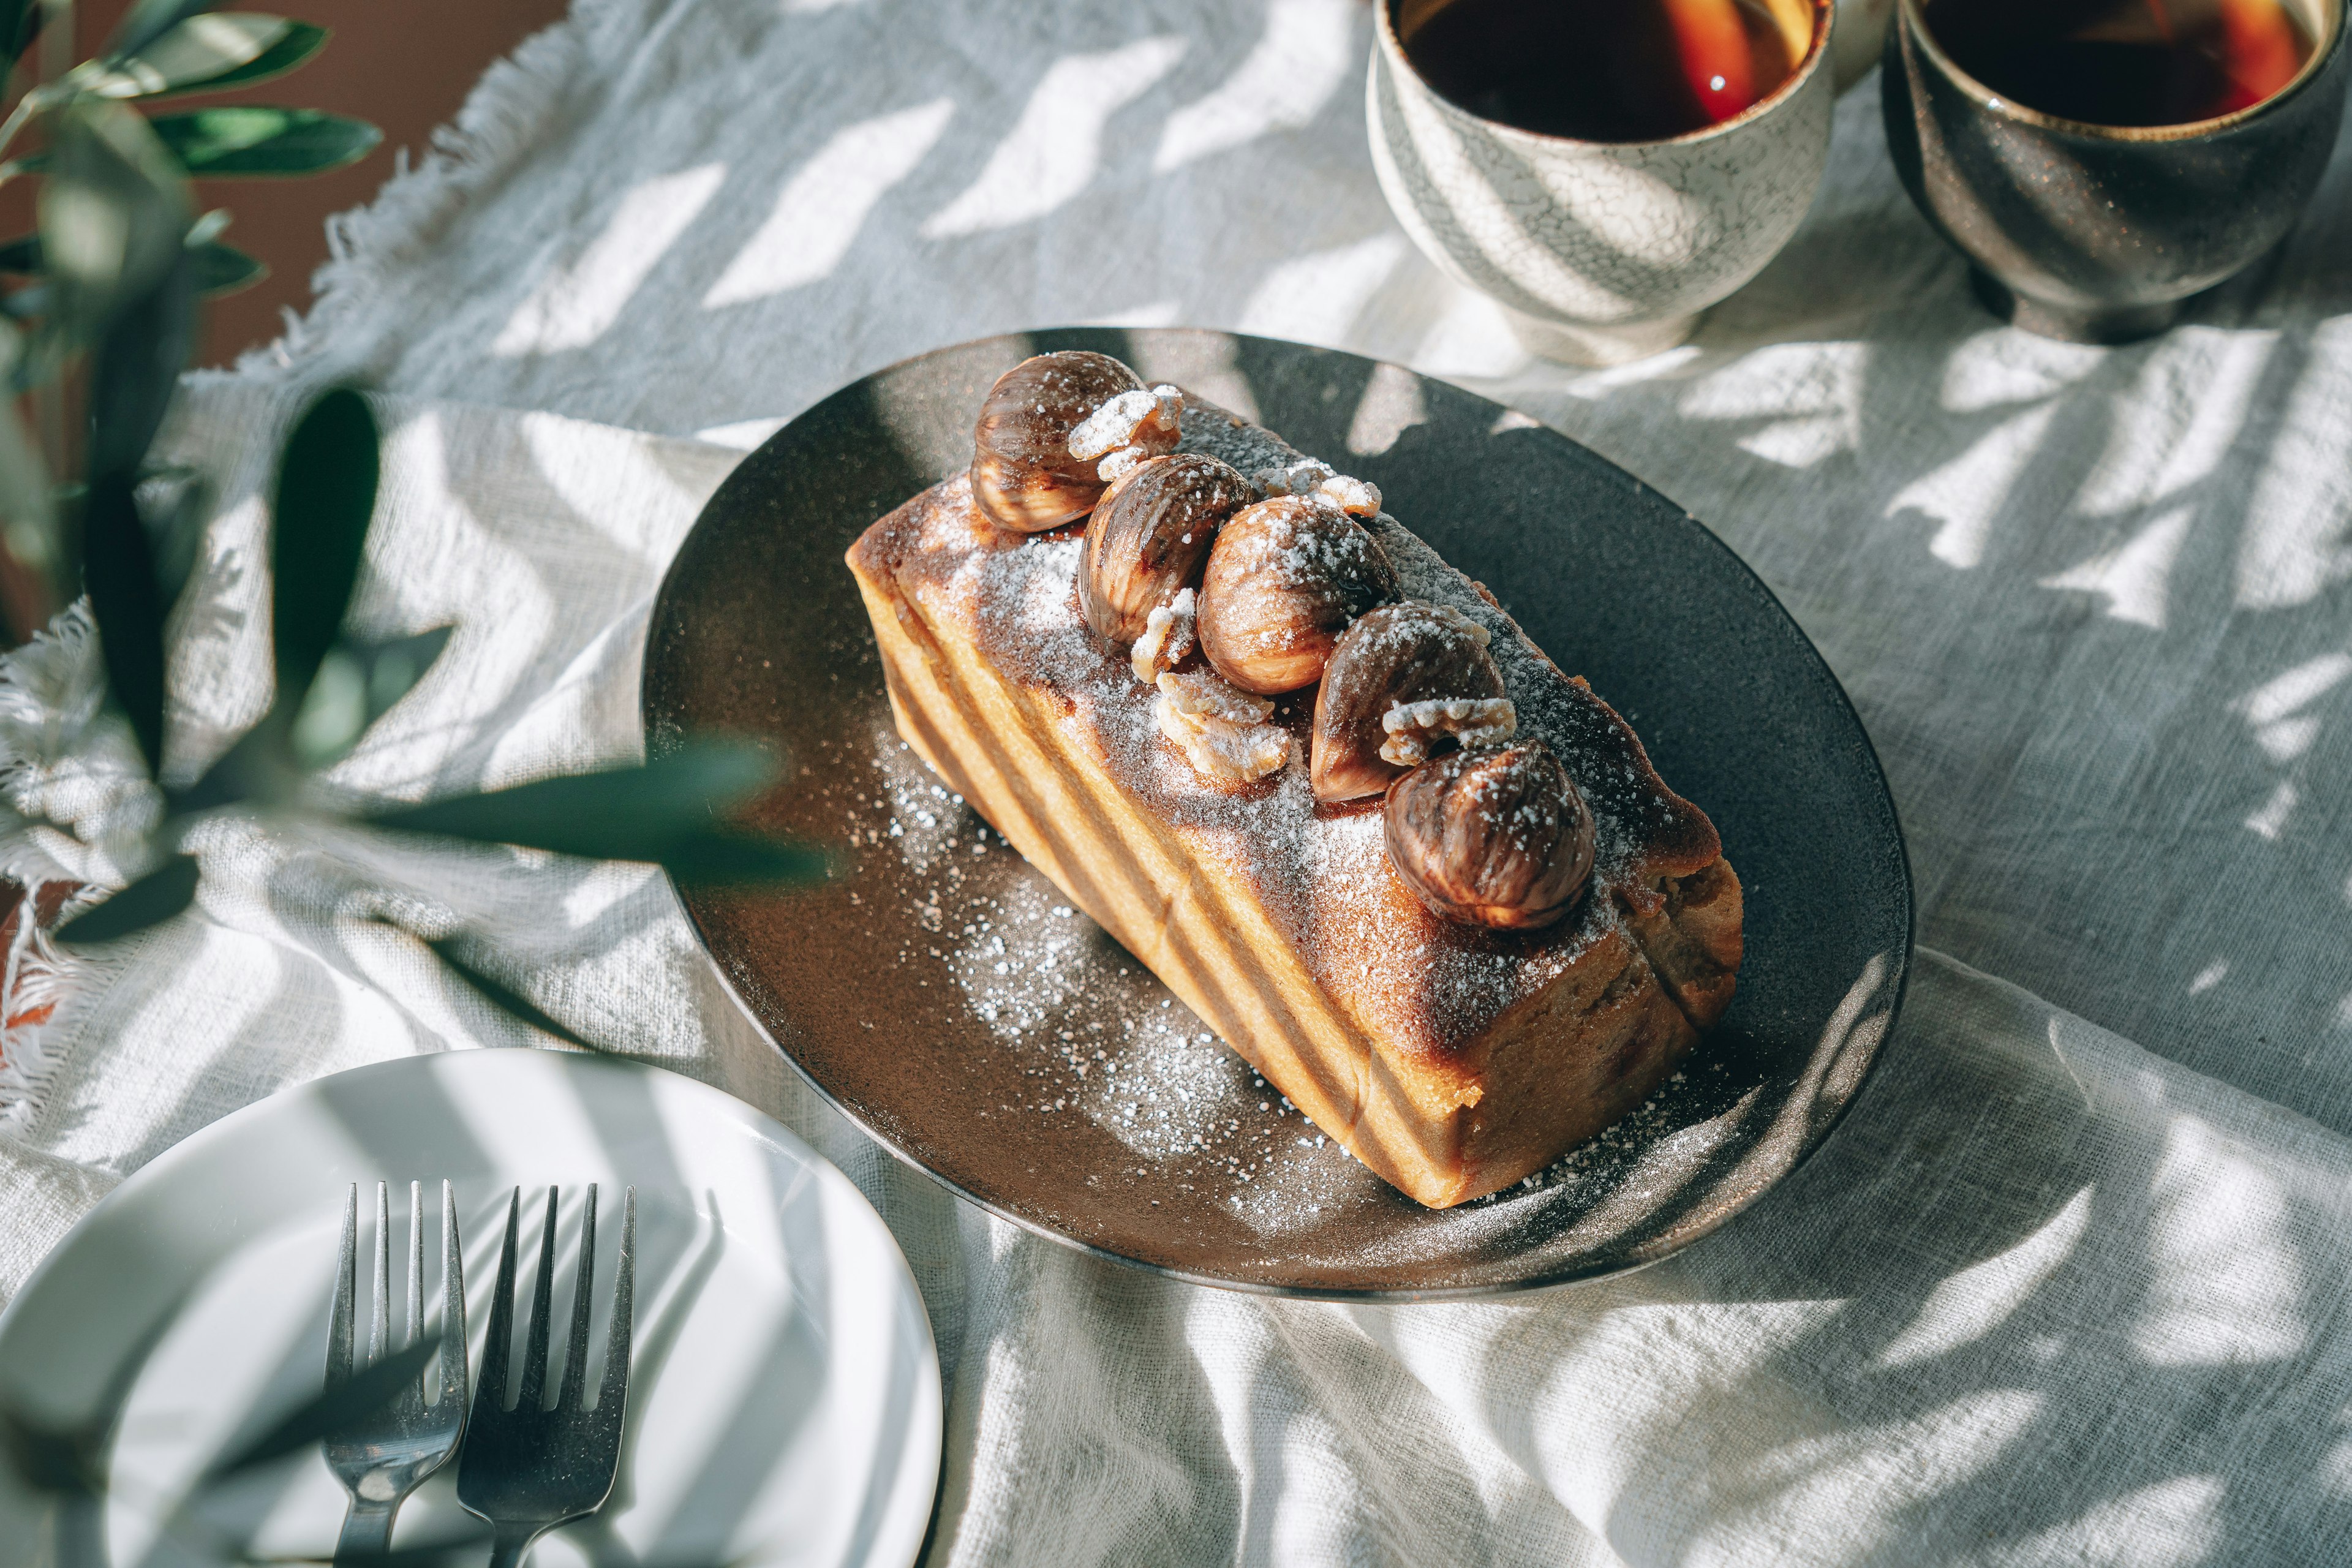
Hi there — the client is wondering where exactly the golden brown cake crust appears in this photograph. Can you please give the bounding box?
[846,397,1741,1205]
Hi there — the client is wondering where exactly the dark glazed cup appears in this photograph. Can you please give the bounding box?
[1883,0,2350,343]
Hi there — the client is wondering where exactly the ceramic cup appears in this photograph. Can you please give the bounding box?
[1367,0,1836,366]
[1883,0,2350,344]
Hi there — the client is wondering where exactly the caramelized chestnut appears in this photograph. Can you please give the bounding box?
[1080,453,1253,649]
[1383,741,1593,930]
[1195,496,1398,695]
[1310,601,1509,802]
[970,350,1142,532]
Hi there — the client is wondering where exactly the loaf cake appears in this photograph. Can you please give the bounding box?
[846,354,1740,1207]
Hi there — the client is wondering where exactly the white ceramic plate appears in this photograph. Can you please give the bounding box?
[0,1050,942,1567]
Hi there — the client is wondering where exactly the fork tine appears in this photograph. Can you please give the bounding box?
[326,1182,356,1386]
[405,1180,423,1352]
[558,1185,598,1409]
[517,1186,559,1411]
[599,1188,635,1410]
[370,1181,390,1366]
[439,1180,469,1409]
[474,1187,520,1417]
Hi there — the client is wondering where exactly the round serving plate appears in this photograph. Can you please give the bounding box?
[0,1051,942,1567]
[643,328,1912,1299]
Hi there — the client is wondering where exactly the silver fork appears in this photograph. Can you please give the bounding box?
[457,1185,636,1568]
[324,1180,469,1559]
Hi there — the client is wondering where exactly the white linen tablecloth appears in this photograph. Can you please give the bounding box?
[4,1,2351,1561]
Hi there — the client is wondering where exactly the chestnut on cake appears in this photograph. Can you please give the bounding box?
[846,350,1742,1208]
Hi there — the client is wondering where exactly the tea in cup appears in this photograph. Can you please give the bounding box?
[1369,0,1836,366]
[1884,0,2350,342]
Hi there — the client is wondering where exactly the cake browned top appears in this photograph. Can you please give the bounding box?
[850,399,1722,1064]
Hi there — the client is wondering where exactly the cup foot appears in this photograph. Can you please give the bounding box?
[1501,306,1702,368]
[1969,270,2180,345]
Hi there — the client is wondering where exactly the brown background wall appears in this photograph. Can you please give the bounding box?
[7,0,571,368]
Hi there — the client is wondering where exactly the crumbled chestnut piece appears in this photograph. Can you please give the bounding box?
[1195,496,1398,695]
[1155,669,1291,785]
[1131,587,1196,683]
[970,350,1142,532]
[1254,459,1382,518]
[1383,741,1594,930]
[1310,601,1508,802]
[1069,385,1184,481]
[1080,453,1253,649]
[1382,698,1517,766]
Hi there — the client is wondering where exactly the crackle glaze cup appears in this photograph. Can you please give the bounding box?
[1368,0,1836,366]
[1883,0,2350,344]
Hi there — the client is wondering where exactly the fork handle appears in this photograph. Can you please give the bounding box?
[335,1497,397,1561]
[487,1523,549,1568]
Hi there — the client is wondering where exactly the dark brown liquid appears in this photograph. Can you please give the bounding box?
[1400,0,1802,142]
[1924,0,2315,126]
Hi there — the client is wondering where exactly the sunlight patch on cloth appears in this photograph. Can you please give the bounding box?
[2073,328,2274,516]
[522,410,723,557]
[1152,0,1355,173]
[2235,318,2352,610]
[704,100,954,307]
[1989,1474,2224,1567]
[1879,1187,2092,1369]
[2134,1114,2308,1366]
[1890,401,2060,570]
[1087,298,1184,327]
[2037,505,2195,630]
[1678,341,1866,469]
[494,165,727,355]
[1237,235,1405,347]
[921,38,1186,238]
[2244,780,2296,840]
[1691,1390,2042,1564]
[2236,652,2351,764]
[1937,328,2102,413]
[1410,284,1531,380]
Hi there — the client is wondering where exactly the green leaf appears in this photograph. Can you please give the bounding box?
[368,739,831,885]
[0,1403,103,1496]
[146,105,379,177]
[79,476,171,775]
[206,1338,435,1478]
[137,463,211,610]
[371,739,775,846]
[0,322,56,596]
[0,230,267,297]
[85,15,326,99]
[193,238,263,295]
[86,244,197,484]
[181,624,447,808]
[631,826,833,887]
[287,644,364,767]
[170,709,286,812]
[36,101,192,360]
[271,386,378,724]
[353,625,452,719]
[107,0,224,66]
[288,624,450,767]
[426,936,592,1049]
[0,0,39,74]
[56,854,198,944]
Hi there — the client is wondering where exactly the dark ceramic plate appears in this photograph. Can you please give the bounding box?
[642,328,1912,1300]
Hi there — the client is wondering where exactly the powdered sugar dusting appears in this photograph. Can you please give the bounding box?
[875,406,1714,1063]
[827,715,1759,1253]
